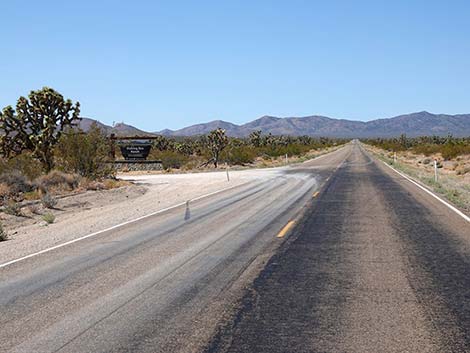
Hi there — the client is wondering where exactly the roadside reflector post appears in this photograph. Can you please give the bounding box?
[226,167,230,182]
[434,159,438,183]
[285,154,288,165]
[393,152,397,164]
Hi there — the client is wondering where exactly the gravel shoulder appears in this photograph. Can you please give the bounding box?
[0,168,286,265]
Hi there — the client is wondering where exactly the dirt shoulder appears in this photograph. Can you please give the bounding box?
[0,146,344,265]
[0,168,283,264]
[363,143,470,213]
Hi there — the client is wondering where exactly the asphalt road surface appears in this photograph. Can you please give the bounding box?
[1,142,469,353]
[205,142,470,353]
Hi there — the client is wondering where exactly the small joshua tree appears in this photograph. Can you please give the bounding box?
[207,128,228,168]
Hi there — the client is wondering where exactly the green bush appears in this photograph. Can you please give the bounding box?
[55,124,114,179]
[222,146,257,165]
[0,153,43,180]
[157,151,189,169]
[42,212,55,224]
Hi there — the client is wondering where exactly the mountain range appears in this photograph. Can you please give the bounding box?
[79,111,470,138]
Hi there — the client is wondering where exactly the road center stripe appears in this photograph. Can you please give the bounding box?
[277,221,296,238]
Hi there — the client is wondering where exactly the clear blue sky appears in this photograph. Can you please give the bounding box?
[1,0,469,131]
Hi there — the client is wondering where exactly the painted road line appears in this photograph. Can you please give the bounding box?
[382,161,470,223]
[313,191,319,198]
[0,182,251,270]
[277,221,296,238]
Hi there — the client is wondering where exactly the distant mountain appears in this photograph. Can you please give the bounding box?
[79,112,470,138]
[156,112,470,137]
[78,118,156,136]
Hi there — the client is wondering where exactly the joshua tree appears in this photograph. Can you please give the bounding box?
[249,130,262,147]
[0,87,80,171]
[207,128,228,168]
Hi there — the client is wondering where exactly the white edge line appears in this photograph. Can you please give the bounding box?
[381,161,470,223]
[0,182,248,269]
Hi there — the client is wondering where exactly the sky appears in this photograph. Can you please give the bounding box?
[1,0,469,131]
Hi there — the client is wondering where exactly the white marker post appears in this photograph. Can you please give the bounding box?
[434,159,438,183]
[394,152,397,164]
[226,167,230,182]
[285,154,288,165]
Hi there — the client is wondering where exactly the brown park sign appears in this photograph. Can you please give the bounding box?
[119,144,152,160]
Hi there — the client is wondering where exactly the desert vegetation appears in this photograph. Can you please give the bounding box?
[0,87,345,239]
[139,130,345,171]
[0,88,120,235]
[362,134,470,161]
[362,135,470,211]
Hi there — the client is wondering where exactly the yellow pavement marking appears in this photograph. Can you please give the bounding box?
[312,191,319,198]
[277,221,295,238]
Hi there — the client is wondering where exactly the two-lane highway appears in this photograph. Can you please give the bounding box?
[2,142,469,353]
[205,142,470,353]
[0,146,349,353]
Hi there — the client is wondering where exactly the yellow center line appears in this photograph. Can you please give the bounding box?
[276,220,296,238]
[312,191,319,198]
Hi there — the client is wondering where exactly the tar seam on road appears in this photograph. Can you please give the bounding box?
[276,221,296,238]
[0,182,251,270]
[381,160,470,223]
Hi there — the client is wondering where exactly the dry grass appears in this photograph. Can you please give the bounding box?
[0,171,33,195]
[35,171,80,194]
[0,183,12,198]
[79,178,129,191]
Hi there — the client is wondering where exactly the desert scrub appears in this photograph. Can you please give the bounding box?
[55,124,115,179]
[36,171,80,194]
[0,222,8,241]
[3,200,22,216]
[41,193,58,209]
[0,171,34,195]
[42,212,55,224]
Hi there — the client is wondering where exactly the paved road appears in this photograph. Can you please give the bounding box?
[0,146,349,353]
[205,143,470,353]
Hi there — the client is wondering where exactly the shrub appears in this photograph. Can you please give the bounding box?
[42,212,55,224]
[0,171,34,195]
[222,146,257,165]
[35,171,80,194]
[41,193,58,209]
[0,222,7,241]
[158,151,189,169]
[55,124,114,179]
[80,178,105,191]
[23,190,41,201]
[3,200,22,216]
[0,153,43,180]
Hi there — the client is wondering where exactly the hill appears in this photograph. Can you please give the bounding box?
[79,112,470,138]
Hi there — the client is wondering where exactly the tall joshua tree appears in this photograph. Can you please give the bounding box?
[0,87,81,171]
